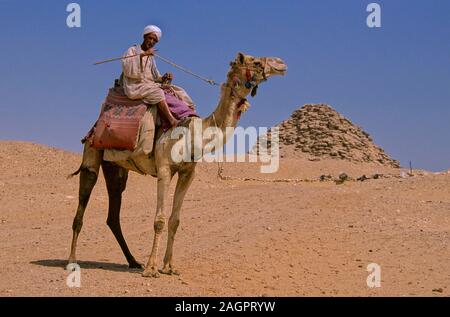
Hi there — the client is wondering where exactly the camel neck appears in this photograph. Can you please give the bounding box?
[203,85,242,132]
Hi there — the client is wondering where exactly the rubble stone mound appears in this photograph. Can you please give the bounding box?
[255,104,400,168]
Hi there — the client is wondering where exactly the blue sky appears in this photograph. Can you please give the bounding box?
[0,0,449,171]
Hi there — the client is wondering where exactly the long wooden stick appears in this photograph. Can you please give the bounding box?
[93,52,219,86]
[93,53,140,65]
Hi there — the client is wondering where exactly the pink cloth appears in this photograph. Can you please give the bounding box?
[159,92,198,132]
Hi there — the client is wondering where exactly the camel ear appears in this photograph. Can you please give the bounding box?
[236,52,245,64]
[251,85,258,97]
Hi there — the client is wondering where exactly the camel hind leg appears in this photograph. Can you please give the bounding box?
[102,161,143,269]
[68,143,102,264]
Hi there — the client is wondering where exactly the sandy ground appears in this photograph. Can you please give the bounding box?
[0,141,449,296]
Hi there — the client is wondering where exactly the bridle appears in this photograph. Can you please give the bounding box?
[228,57,268,97]
[221,57,269,121]
[244,57,268,89]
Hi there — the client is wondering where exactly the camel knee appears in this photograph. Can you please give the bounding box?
[154,216,166,234]
[154,220,165,233]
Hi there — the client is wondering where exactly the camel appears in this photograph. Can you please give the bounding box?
[67,52,287,277]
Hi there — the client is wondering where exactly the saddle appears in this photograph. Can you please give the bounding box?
[83,88,148,151]
[83,84,199,152]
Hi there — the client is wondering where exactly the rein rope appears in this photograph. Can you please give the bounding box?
[154,53,220,86]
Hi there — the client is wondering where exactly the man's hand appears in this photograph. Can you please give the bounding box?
[140,48,155,57]
[161,72,174,82]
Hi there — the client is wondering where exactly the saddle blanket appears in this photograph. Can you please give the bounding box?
[84,89,148,151]
[84,87,198,151]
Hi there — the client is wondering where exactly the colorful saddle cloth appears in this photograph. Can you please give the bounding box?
[83,87,199,150]
[84,89,147,151]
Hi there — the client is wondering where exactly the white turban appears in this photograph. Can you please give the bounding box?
[143,25,162,40]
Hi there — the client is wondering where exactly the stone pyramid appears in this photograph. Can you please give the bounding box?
[253,104,400,168]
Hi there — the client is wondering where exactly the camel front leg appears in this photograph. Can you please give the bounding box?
[161,165,196,276]
[142,166,172,278]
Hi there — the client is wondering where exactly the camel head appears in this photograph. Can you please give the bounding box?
[228,52,287,99]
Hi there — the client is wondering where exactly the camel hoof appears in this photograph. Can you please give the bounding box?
[67,258,77,266]
[159,267,180,276]
[142,268,160,278]
[129,261,144,269]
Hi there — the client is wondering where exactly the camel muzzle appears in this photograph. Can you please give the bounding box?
[265,57,287,77]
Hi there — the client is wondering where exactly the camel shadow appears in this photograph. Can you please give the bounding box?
[30,259,143,274]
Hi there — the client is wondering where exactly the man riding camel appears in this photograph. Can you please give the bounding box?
[121,25,196,128]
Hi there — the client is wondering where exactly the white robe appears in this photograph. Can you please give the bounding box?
[122,45,165,105]
[104,45,195,170]
[121,45,195,108]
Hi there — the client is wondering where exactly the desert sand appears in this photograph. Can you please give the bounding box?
[0,140,449,296]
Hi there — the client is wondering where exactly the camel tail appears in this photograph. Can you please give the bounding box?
[67,165,83,179]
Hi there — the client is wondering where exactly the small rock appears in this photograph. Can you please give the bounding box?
[357,175,369,182]
[432,288,443,293]
[319,174,332,181]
